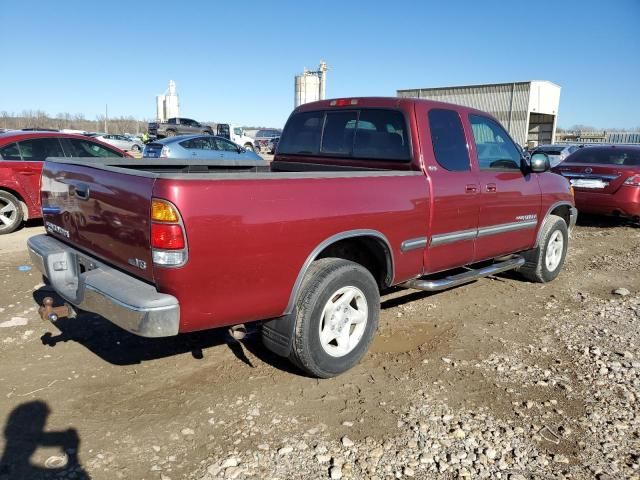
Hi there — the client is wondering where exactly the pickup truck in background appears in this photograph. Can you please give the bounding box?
[215,124,256,152]
[29,97,576,378]
[148,117,213,138]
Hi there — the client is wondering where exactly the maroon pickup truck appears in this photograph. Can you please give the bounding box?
[28,97,576,378]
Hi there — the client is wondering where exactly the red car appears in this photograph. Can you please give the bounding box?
[553,145,640,223]
[30,97,575,377]
[0,131,128,234]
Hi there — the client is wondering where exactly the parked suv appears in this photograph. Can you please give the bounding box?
[553,145,640,222]
[0,131,127,234]
[147,118,213,139]
[253,129,281,152]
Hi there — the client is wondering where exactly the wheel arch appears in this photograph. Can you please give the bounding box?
[534,201,573,248]
[283,230,394,315]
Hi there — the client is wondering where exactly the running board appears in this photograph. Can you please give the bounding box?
[401,256,525,292]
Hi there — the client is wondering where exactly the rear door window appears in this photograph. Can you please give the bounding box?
[180,137,215,150]
[18,138,65,161]
[428,109,470,171]
[278,108,411,161]
[62,138,123,158]
[0,142,22,160]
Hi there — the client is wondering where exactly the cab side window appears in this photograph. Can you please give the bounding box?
[469,115,521,170]
[428,109,470,171]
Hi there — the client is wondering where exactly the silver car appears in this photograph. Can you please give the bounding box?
[142,134,265,162]
[93,134,144,153]
[532,144,579,167]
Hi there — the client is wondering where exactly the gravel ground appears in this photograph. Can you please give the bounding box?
[0,216,638,480]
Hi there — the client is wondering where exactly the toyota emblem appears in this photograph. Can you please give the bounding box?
[585,167,592,174]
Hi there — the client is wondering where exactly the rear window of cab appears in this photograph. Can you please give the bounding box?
[278,108,411,161]
[565,148,640,166]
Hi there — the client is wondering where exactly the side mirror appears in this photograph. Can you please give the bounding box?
[530,153,550,173]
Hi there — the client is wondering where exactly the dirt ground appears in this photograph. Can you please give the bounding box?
[0,216,638,479]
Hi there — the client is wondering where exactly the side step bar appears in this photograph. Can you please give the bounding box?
[401,256,525,292]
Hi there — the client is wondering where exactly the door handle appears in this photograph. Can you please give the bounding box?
[486,183,497,193]
[465,184,478,194]
[71,183,90,200]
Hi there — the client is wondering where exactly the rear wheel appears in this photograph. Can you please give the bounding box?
[244,143,255,152]
[203,130,213,135]
[520,215,568,283]
[0,191,23,235]
[131,144,141,152]
[166,130,176,137]
[287,258,380,378]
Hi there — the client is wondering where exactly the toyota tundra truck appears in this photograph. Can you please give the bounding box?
[28,97,576,378]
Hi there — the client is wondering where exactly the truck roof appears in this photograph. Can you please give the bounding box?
[295,96,491,117]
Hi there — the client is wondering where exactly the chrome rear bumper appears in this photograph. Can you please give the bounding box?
[27,234,180,337]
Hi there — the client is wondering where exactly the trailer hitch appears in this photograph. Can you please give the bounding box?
[39,297,76,322]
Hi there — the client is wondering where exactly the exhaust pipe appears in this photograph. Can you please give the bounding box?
[38,297,76,322]
[228,324,247,341]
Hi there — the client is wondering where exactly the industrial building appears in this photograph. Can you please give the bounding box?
[397,81,561,147]
[294,61,328,108]
[156,80,180,122]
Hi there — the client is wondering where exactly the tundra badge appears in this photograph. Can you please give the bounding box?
[45,221,70,238]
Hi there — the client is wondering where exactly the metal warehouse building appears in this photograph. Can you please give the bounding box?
[397,81,561,147]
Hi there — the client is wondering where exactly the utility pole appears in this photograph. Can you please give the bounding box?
[104,104,108,133]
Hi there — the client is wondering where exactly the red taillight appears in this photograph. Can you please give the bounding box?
[151,223,185,249]
[624,175,640,187]
[330,99,358,107]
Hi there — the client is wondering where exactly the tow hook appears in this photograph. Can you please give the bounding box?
[228,324,247,341]
[38,297,76,322]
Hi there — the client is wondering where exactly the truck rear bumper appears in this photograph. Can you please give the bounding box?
[27,234,180,337]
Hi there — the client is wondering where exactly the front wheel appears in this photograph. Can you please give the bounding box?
[0,191,24,235]
[131,144,141,152]
[288,258,380,378]
[165,130,176,137]
[520,215,568,283]
[244,143,255,152]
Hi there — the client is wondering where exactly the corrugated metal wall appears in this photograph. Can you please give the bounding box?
[398,83,532,145]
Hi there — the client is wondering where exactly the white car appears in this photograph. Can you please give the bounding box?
[93,134,143,153]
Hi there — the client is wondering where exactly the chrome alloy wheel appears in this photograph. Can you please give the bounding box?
[545,230,564,272]
[318,286,368,358]
[0,199,17,229]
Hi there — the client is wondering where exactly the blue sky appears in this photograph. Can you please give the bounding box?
[1,0,638,129]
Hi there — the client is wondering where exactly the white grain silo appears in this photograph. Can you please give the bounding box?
[294,61,328,108]
[156,80,180,122]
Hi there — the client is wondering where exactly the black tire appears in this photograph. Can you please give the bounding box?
[0,190,24,235]
[520,215,568,283]
[165,130,176,137]
[244,143,255,152]
[203,130,213,135]
[288,258,380,378]
[131,144,141,152]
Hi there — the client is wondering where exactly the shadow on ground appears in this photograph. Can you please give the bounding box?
[0,401,89,480]
[32,288,303,375]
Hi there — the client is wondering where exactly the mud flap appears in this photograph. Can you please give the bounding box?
[261,314,295,357]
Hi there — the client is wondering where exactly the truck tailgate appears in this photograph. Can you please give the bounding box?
[40,160,155,283]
